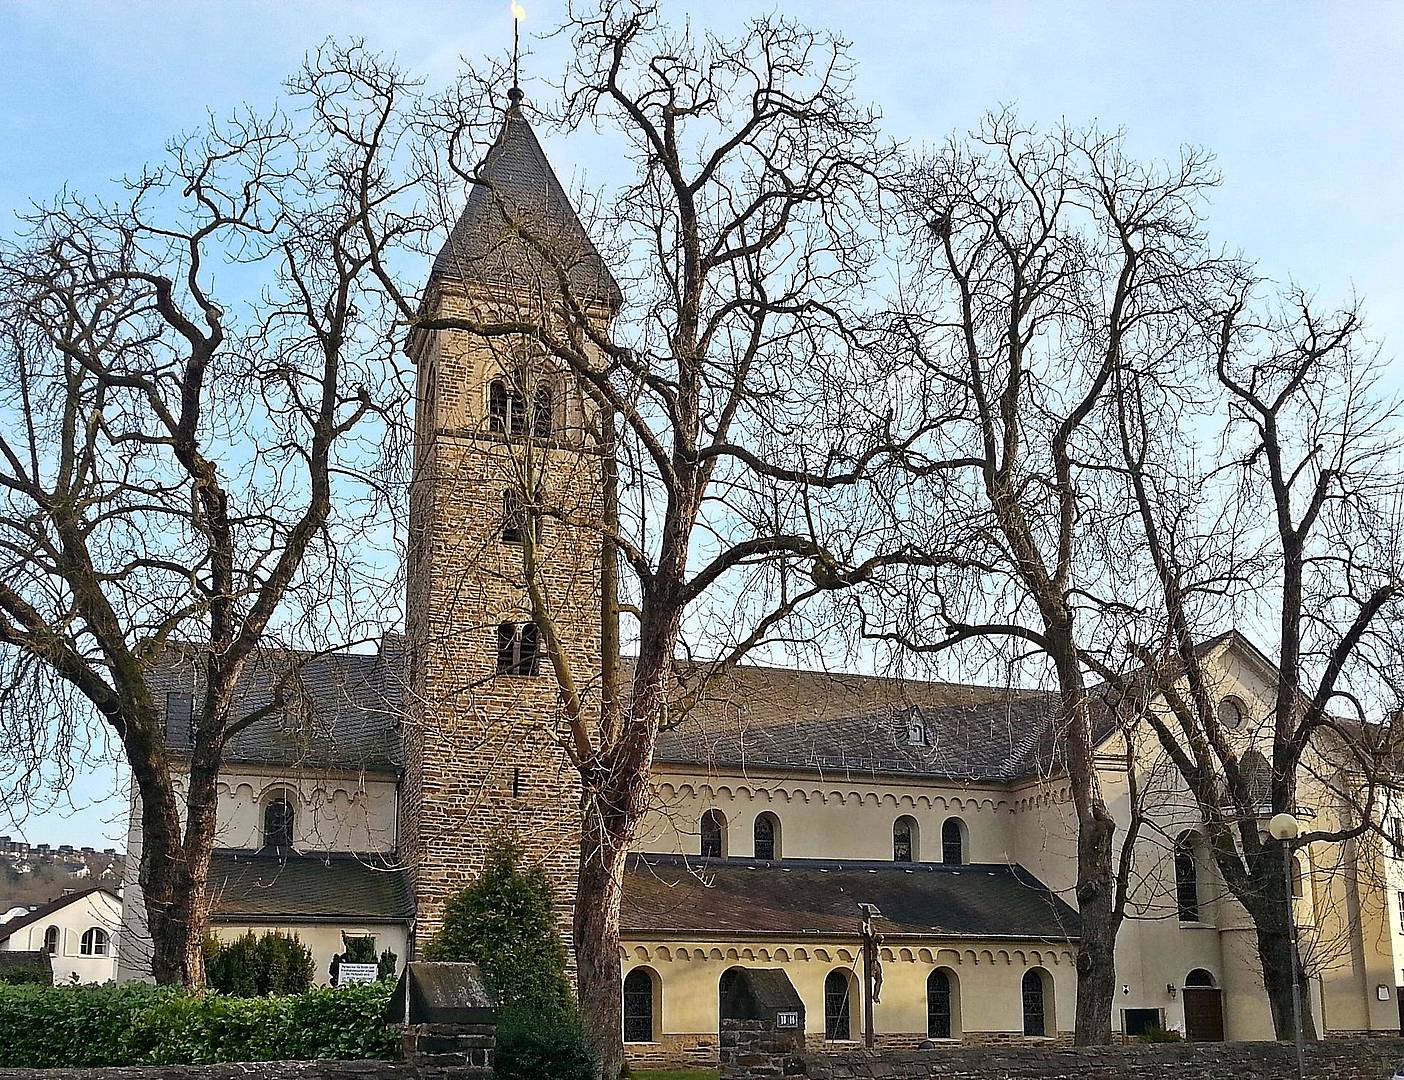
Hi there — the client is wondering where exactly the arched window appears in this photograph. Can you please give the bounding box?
[1022,968,1050,1037]
[941,818,965,865]
[422,363,438,430]
[1185,968,1216,987]
[80,927,110,957]
[42,925,59,955]
[495,622,541,676]
[533,385,554,439]
[496,622,517,672]
[1240,750,1272,808]
[824,969,854,1041]
[753,813,780,860]
[1175,832,1200,922]
[518,623,540,676]
[927,968,954,1039]
[502,489,525,543]
[488,378,527,435]
[1290,855,1305,899]
[894,816,918,862]
[622,967,656,1043]
[1217,696,1246,731]
[263,795,295,849]
[700,809,727,858]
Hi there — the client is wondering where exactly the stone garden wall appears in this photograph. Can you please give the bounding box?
[802,1037,1404,1080]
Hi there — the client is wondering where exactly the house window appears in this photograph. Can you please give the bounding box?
[927,968,953,1039]
[263,796,295,849]
[622,967,656,1043]
[906,721,926,746]
[165,692,195,742]
[1022,969,1048,1037]
[42,926,59,955]
[941,818,965,865]
[1175,833,1200,922]
[80,927,110,957]
[701,809,727,859]
[753,813,779,861]
[1392,817,1404,857]
[893,816,917,863]
[1290,855,1304,899]
[1123,1008,1163,1037]
[824,969,853,1041]
[533,385,554,439]
[495,622,541,676]
[1240,750,1272,808]
[488,378,527,435]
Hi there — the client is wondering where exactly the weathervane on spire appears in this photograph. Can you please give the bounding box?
[509,1,527,106]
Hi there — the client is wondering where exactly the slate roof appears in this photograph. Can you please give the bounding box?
[206,850,413,924]
[153,640,403,774]
[621,854,1080,942]
[430,101,622,309]
[156,639,1126,784]
[0,886,118,945]
[652,661,1084,783]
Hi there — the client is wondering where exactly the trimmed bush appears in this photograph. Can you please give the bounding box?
[424,834,594,1078]
[203,930,316,997]
[423,834,570,1013]
[494,1005,596,1080]
[0,981,398,1067]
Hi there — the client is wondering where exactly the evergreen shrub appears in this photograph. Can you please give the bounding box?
[0,981,397,1067]
[203,930,316,996]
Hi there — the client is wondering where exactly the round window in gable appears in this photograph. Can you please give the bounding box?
[1217,697,1247,731]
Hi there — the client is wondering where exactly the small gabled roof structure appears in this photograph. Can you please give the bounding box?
[430,97,622,309]
[0,885,119,946]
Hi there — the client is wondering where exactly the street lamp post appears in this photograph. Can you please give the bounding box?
[1268,812,1305,1080]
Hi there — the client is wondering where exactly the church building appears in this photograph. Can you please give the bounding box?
[117,88,1404,1065]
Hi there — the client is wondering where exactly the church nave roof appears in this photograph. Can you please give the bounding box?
[621,854,1079,943]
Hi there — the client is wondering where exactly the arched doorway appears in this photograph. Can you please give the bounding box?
[1182,968,1224,1042]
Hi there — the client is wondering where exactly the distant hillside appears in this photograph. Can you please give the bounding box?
[0,839,124,909]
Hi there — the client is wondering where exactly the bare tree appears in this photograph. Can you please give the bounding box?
[871,112,1233,1042]
[0,108,406,985]
[1115,288,1404,1038]
[311,5,902,1070]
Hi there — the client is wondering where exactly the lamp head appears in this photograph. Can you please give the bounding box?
[1268,813,1300,842]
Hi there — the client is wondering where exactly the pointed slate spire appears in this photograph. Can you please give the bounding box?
[429,94,622,310]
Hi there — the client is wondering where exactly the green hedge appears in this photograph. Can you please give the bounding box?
[0,981,399,1067]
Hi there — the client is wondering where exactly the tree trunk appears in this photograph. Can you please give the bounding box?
[1073,809,1118,1044]
[1253,852,1318,1041]
[1047,639,1119,1044]
[574,802,630,1079]
[135,730,219,988]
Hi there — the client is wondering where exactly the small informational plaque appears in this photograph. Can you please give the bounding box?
[338,962,379,985]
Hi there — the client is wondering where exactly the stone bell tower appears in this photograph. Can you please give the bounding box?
[400,86,621,951]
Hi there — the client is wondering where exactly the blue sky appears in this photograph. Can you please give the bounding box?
[3,1,1403,847]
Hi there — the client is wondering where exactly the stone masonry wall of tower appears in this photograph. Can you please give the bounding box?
[402,283,607,955]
